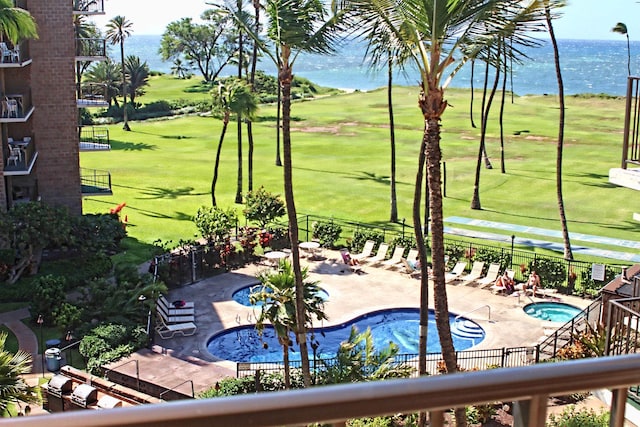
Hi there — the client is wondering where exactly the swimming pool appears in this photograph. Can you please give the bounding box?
[232,284,330,307]
[206,308,485,363]
[523,302,582,323]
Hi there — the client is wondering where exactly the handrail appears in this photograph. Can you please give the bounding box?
[8,354,640,427]
[455,304,490,322]
[159,380,194,401]
[104,359,140,391]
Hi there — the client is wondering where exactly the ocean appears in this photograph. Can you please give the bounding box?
[121,35,639,96]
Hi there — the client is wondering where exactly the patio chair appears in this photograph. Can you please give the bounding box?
[351,240,375,261]
[158,294,194,316]
[362,243,389,265]
[0,43,12,63]
[458,261,485,286]
[340,248,363,274]
[401,258,421,278]
[6,146,20,166]
[476,263,502,288]
[159,293,194,308]
[445,261,467,283]
[155,315,197,339]
[157,302,195,324]
[381,246,405,269]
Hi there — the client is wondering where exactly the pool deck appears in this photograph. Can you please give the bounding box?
[105,250,592,396]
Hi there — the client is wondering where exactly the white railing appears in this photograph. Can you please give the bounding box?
[12,354,640,427]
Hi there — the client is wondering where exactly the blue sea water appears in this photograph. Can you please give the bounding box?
[119,35,639,96]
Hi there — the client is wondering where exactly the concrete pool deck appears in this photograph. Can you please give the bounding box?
[106,250,593,396]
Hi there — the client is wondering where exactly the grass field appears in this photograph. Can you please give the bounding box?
[81,75,638,265]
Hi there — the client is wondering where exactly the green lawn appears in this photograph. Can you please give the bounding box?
[81,77,638,265]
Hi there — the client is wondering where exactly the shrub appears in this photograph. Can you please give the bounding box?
[547,406,609,427]
[444,243,466,269]
[312,221,342,248]
[52,302,83,331]
[30,275,66,324]
[473,247,511,272]
[529,257,566,289]
[350,230,384,253]
[79,335,110,360]
[390,236,416,257]
[194,206,238,244]
[578,265,617,297]
[244,187,286,228]
[72,213,126,255]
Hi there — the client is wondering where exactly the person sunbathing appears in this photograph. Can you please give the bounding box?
[495,271,515,294]
[523,270,540,295]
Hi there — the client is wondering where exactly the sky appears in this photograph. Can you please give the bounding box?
[93,0,640,41]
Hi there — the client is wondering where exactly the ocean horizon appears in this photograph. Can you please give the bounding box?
[120,35,640,97]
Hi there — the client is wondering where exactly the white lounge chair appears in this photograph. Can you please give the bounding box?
[351,240,375,261]
[155,316,197,339]
[381,246,405,269]
[458,261,485,286]
[340,249,363,274]
[157,303,195,324]
[476,263,502,288]
[445,261,467,283]
[401,258,421,278]
[158,294,195,316]
[363,243,389,265]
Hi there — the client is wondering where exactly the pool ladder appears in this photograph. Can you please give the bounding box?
[454,304,491,323]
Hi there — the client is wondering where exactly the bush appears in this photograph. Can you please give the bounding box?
[194,206,238,244]
[578,265,617,297]
[312,221,342,248]
[350,230,384,253]
[529,257,566,289]
[547,406,609,427]
[444,243,466,269]
[390,236,416,258]
[473,247,511,273]
[72,213,126,255]
[199,371,305,398]
[31,275,66,324]
[244,187,286,228]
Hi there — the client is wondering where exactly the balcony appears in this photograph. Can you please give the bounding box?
[0,41,31,67]
[72,0,105,15]
[81,167,112,196]
[0,92,34,123]
[7,354,640,427]
[79,126,110,151]
[77,83,108,108]
[75,38,107,61]
[4,136,36,176]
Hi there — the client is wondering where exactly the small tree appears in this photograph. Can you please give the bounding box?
[194,206,238,244]
[243,187,286,229]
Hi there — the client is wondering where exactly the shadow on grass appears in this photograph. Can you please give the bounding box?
[602,220,640,234]
[84,198,194,223]
[140,186,208,200]
[110,140,157,151]
[130,130,193,140]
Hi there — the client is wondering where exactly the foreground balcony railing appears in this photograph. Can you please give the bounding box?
[72,0,105,15]
[79,126,110,151]
[10,355,640,427]
[76,83,108,108]
[80,167,112,196]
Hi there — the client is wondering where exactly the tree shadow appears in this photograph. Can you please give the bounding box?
[140,186,209,200]
[351,171,390,186]
[110,140,157,151]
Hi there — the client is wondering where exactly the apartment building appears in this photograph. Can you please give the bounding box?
[1,0,111,214]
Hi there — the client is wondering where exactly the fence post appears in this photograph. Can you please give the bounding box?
[191,248,196,284]
[306,215,310,241]
[501,347,507,368]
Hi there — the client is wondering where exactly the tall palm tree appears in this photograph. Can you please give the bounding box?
[124,55,149,105]
[545,2,573,260]
[223,0,347,387]
[106,15,134,131]
[170,58,191,79]
[0,332,38,415]
[0,0,37,45]
[344,1,550,425]
[250,260,327,389]
[210,79,258,206]
[85,59,122,107]
[612,22,631,76]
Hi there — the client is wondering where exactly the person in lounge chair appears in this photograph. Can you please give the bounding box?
[495,271,515,294]
[522,270,540,295]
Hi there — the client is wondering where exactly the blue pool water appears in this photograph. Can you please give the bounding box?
[207,308,485,363]
[232,284,330,307]
[523,302,581,323]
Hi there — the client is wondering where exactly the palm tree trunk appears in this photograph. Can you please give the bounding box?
[275,81,283,166]
[120,40,130,131]
[282,341,291,389]
[235,31,244,204]
[546,5,573,260]
[246,0,260,193]
[499,39,508,174]
[211,114,229,206]
[388,55,398,223]
[469,59,477,128]
[280,61,312,387]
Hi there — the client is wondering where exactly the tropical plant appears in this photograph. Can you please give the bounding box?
[243,186,286,228]
[547,405,609,427]
[0,332,38,415]
[0,0,37,45]
[74,15,100,97]
[222,0,349,387]
[318,326,414,384]
[170,58,192,79]
[194,206,238,244]
[312,220,342,248]
[344,1,553,425]
[105,15,134,131]
[210,79,259,206]
[124,55,150,105]
[612,22,631,76]
[250,259,328,388]
[84,59,122,106]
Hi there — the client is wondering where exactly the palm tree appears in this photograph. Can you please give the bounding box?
[612,22,631,76]
[250,260,327,389]
[170,58,192,79]
[344,1,550,425]
[0,332,38,415]
[85,59,122,107]
[545,2,573,260]
[0,0,37,45]
[124,55,149,105]
[246,0,263,194]
[210,79,258,206]
[222,0,347,387]
[106,15,134,131]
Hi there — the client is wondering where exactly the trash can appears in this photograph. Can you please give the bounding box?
[44,348,61,372]
[46,339,61,349]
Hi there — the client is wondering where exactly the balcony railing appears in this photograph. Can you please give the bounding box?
[72,0,105,15]
[8,354,640,427]
[75,38,106,59]
[79,126,110,151]
[0,91,34,122]
[77,83,108,108]
[80,167,112,196]
[4,137,36,176]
